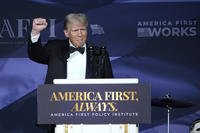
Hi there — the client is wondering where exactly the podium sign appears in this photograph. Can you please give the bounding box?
[37,79,151,124]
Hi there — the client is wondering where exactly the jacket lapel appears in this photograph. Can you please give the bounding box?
[86,44,94,78]
[60,39,70,60]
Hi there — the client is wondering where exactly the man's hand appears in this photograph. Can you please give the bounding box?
[31,18,48,36]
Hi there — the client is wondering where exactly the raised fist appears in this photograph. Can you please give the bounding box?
[31,18,48,35]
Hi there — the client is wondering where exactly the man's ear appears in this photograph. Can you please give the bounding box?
[63,29,69,37]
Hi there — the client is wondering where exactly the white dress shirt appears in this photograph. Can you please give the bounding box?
[67,41,86,80]
[31,33,40,43]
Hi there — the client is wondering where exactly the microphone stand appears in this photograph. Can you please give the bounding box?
[167,105,172,133]
[165,94,172,133]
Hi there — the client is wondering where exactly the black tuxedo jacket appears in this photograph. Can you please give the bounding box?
[28,38,113,84]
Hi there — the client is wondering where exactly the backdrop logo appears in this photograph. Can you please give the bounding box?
[0,19,104,42]
[137,20,198,37]
[0,18,56,40]
[90,24,105,35]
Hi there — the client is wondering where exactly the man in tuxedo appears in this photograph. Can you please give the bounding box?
[28,13,113,133]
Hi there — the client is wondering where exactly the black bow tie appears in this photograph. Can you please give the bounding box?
[69,46,85,54]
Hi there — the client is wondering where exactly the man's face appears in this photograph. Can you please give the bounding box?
[64,22,87,47]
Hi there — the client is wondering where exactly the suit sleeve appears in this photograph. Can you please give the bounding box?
[103,51,114,78]
[28,37,50,64]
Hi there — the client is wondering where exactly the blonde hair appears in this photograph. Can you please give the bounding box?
[64,13,88,29]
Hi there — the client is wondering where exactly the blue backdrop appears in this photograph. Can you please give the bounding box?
[0,0,200,133]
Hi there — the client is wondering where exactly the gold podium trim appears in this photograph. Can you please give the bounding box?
[64,124,132,133]
[65,124,68,133]
[124,124,128,133]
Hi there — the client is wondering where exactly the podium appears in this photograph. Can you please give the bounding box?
[37,78,151,133]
